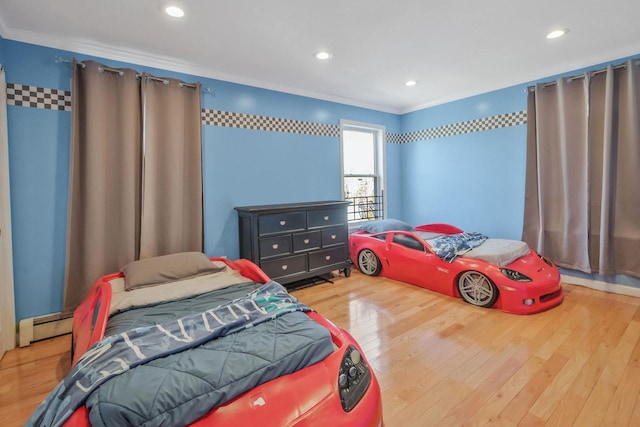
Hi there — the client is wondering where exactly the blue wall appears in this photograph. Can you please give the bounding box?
[3,39,399,320]
[400,85,527,239]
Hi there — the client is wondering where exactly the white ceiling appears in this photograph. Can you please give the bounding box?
[1,0,639,114]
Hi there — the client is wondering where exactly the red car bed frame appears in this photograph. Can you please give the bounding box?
[67,258,383,427]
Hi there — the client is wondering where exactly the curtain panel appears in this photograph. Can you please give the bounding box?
[63,61,142,313]
[63,62,203,312]
[523,59,640,278]
[140,76,203,259]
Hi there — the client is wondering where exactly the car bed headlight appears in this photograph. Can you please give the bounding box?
[338,346,371,412]
[500,268,532,282]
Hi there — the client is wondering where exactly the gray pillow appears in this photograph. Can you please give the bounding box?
[122,252,224,291]
[359,219,414,233]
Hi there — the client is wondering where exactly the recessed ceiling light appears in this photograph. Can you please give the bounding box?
[315,51,332,60]
[165,6,185,18]
[405,80,417,87]
[546,29,568,39]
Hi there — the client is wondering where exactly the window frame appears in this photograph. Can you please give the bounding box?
[340,119,387,224]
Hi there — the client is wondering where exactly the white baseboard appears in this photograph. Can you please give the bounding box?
[561,274,640,299]
[18,313,73,347]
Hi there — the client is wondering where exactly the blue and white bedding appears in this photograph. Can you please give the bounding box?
[27,281,334,427]
[426,232,488,262]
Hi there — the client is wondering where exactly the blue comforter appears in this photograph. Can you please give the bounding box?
[429,232,488,262]
[27,281,333,427]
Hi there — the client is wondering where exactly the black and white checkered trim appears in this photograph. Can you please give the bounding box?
[386,133,403,144]
[400,111,528,144]
[5,83,527,141]
[6,84,72,111]
[201,108,340,137]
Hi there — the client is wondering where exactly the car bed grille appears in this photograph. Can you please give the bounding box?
[540,289,562,303]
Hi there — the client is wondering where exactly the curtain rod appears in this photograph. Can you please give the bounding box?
[55,56,213,93]
[527,60,640,91]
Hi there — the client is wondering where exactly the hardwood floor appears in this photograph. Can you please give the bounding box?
[3,271,640,426]
[0,331,71,426]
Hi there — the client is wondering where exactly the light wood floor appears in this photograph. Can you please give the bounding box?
[3,271,640,426]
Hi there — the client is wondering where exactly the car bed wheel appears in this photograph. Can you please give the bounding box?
[358,249,382,276]
[457,271,499,308]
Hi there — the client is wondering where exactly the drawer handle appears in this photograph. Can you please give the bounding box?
[325,255,331,261]
[324,216,329,221]
[304,239,310,244]
[331,234,337,240]
[281,264,288,270]
[280,220,286,226]
[272,243,279,249]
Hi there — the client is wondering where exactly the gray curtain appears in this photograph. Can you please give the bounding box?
[588,63,640,276]
[523,59,640,278]
[64,63,203,312]
[139,76,203,258]
[63,61,141,313]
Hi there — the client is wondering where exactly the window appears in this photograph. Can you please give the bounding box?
[392,234,425,251]
[340,120,386,223]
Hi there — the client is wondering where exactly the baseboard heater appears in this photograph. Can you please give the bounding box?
[18,312,73,347]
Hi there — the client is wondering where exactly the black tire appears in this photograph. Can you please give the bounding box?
[457,271,499,308]
[343,267,352,278]
[358,249,382,276]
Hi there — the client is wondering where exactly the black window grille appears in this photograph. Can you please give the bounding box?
[346,195,384,222]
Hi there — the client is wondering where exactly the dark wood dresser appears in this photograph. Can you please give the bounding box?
[235,201,352,285]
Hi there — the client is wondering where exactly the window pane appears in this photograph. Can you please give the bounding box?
[343,130,374,175]
[392,234,425,251]
[344,176,375,200]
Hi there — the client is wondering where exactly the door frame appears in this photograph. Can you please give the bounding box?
[0,65,16,358]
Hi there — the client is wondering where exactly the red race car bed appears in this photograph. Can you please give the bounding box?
[27,253,383,427]
[350,220,563,315]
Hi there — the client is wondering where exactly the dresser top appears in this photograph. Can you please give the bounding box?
[235,200,351,213]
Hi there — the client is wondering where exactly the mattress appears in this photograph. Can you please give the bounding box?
[462,238,530,266]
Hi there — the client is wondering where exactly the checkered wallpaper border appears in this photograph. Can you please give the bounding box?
[5,83,527,141]
[394,111,528,144]
[201,108,340,137]
[6,83,72,111]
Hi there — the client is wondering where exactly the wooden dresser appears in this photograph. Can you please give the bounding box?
[235,201,352,285]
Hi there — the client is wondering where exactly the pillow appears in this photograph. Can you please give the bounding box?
[358,219,414,233]
[121,252,224,291]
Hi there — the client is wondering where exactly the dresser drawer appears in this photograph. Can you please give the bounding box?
[259,235,291,259]
[321,226,348,247]
[309,247,348,271]
[258,211,306,236]
[307,207,345,229]
[292,231,321,252]
[261,254,307,279]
